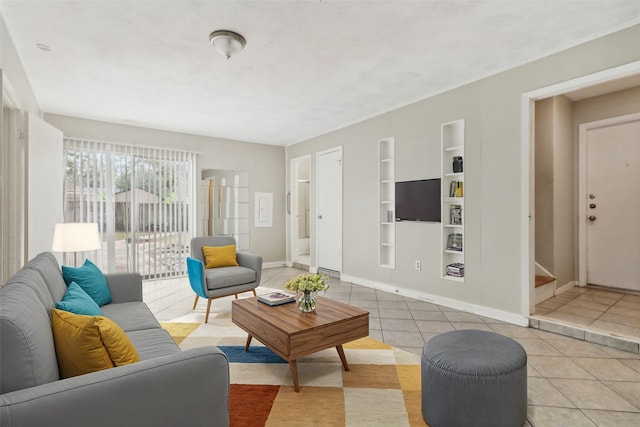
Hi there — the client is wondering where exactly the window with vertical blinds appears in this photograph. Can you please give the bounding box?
[63,138,196,278]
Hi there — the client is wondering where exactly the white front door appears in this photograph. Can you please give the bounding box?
[316,148,342,273]
[585,118,640,290]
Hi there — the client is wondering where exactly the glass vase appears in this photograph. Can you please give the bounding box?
[298,291,317,312]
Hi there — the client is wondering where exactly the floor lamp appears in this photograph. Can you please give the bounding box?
[52,223,101,267]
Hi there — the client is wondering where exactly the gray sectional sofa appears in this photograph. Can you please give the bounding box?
[0,252,229,427]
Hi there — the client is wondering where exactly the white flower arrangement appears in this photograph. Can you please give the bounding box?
[285,273,330,293]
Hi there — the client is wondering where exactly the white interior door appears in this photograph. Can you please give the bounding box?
[316,148,342,273]
[585,118,640,290]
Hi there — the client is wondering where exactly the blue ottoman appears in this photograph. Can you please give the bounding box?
[421,330,527,427]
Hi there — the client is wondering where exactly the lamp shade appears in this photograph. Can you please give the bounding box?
[52,223,101,252]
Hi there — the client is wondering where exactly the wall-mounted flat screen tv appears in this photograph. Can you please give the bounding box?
[395,179,441,222]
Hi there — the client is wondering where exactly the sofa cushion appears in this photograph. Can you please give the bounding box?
[0,285,59,393]
[4,267,55,312]
[100,302,162,332]
[202,244,239,268]
[127,329,181,360]
[205,266,256,290]
[51,309,140,378]
[24,252,68,302]
[55,282,104,316]
[62,259,112,306]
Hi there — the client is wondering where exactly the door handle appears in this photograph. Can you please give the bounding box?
[588,215,596,221]
[589,204,596,209]
[286,191,291,215]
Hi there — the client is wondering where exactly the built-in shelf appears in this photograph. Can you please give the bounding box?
[441,119,465,282]
[379,137,395,269]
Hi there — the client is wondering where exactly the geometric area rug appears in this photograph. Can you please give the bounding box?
[162,321,428,427]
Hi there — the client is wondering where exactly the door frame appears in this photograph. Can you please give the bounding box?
[520,60,640,316]
[315,146,343,273]
[289,154,311,267]
[1,81,27,281]
[578,112,640,287]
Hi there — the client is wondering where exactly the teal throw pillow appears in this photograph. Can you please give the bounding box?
[62,259,112,306]
[55,282,104,316]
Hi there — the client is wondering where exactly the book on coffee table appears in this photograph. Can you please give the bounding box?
[257,291,296,306]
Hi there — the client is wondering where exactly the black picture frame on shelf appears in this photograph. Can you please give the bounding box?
[452,156,463,173]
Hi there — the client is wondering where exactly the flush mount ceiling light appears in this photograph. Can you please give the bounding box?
[209,30,246,59]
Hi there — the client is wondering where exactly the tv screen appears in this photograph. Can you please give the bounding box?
[395,179,441,222]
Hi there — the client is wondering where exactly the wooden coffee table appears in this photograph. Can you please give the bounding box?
[231,295,369,392]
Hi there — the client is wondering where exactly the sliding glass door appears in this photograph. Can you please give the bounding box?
[64,139,196,278]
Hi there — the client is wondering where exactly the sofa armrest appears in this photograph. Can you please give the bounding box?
[0,347,229,427]
[236,252,262,286]
[104,272,143,303]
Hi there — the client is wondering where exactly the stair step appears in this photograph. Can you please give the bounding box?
[535,275,555,288]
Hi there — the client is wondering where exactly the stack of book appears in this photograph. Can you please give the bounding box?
[446,263,465,278]
[257,291,296,306]
[449,181,464,198]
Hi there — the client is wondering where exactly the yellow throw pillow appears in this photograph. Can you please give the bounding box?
[51,309,140,378]
[96,316,141,367]
[202,245,239,269]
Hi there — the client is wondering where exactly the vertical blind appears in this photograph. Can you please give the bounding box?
[63,138,196,278]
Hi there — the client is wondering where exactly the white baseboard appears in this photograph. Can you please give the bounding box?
[341,274,529,327]
[555,281,578,295]
[263,261,288,269]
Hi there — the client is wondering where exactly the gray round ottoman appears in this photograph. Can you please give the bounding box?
[421,329,527,427]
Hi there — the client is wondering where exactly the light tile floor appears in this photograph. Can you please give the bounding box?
[145,267,640,427]
[536,286,640,340]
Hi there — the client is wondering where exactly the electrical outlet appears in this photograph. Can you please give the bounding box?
[415,260,421,270]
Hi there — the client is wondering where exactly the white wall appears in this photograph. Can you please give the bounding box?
[0,16,40,113]
[552,95,574,288]
[286,24,640,318]
[26,113,63,259]
[1,16,42,278]
[44,114,287,264]
[534,98,554,272]
[573,86,640,125]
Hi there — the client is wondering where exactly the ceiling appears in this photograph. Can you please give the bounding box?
[2,1,639,146]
